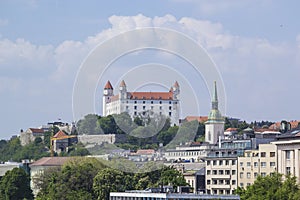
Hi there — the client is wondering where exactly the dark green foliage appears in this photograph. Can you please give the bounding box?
[235,173,300,200]
[0,168,33,200]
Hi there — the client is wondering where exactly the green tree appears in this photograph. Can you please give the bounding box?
[236,173,300,200]
[0,168,33,200]
[77,114,101,135]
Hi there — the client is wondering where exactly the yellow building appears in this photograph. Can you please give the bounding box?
[237,144,277,188]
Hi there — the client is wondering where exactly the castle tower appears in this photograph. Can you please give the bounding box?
[119,80,127,100]
[205,81,224,144]
[172,81,180,100]
[103,80,114,116]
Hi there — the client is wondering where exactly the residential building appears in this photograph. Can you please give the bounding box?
[183,168,206,194]
[205,149,238,195]
[103,80,180,125]
[272,129,300,184]
[237,144,277,188]
[20,128,44,146]
[205,81,224,145]
[30,157,73,196]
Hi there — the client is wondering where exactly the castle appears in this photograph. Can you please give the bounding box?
[102,80,180,125]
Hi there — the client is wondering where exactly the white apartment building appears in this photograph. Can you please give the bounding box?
[164,144,209,162]
[272,130,300,184]
[237,143,277,188]
[103,80,180,125]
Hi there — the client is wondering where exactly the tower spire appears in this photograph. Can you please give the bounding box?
[212,81,218,110]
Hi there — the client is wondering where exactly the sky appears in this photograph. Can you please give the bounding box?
[1,0,300,139]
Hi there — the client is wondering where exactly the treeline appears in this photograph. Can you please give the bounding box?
[77,113,205,150]
[35,157,187,200]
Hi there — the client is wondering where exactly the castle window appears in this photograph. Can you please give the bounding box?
[169,106,172,110]
[134,112,137,115]
[134,106,137,110]
[169,112,172,117]
[159,106,162,110]
[151,101,153,104]
[169,101,171,104]
[134,101,137,104]
[151,106,154,110]
[143,101,145,104]
[159,101,162,104]
[143,106,146,110]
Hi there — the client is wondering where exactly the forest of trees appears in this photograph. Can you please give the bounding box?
[34,157,187,200]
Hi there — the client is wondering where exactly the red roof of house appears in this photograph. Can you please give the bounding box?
[104,81,113,89]
[225,128,238,132]
[28,128,44,133]
[185,116,208,123]
[269,120,300,130]
[30,157,72,166]
[136,149,155,155]
[53,130,67,138]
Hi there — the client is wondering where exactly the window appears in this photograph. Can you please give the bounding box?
[213,160,217,166]
[143,101,145,104]
[270,162,276,167]
[240,183,244,187]
[225,180,230,185]
[254,162,258,168]
[213,170,217,175]
[143,106,146,110]
[169,106,172,110]
[134,106,137,110]
[159,106,162,110]
[254,172,258,178]
[261,172,266,177]
[219,160,223,165]
[151,101,153,104]
[247,172,251,179]
[213,180,217,184]
[169,112,172,117]
[232,180,236,185]
[232,160,236,165]
[225,170,230,175]
[207,180,211,185]
[213,190,217,194]
[207,160,211,165]
[134,101,137,104]
[286,167,291,175]
[240,172,244,178]
[247,162,251,167]
[240,162,243,167]
[219,170,224,175]
[159,101,162,104]
[232,170,236,175]
[261,162,266,168]
[225,160,229,165]
[226,190,230,195]
[207,190,211,195]
[247,152,251,157]
[247,183,251,186]
[134,111,137,115]
[270,152,275,157]
[169,101,171,104]
[286,150,291,159]
[151,106,154,110]
[219,180,224,185]
[207,170,211,175]
[261,152,266,157]
[219,190,224,195]
[126,106,129,110]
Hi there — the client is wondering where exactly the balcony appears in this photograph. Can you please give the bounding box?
[211,184,232,189]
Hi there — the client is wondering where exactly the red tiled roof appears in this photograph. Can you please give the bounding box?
[225,128,238,132]
[110,94,119,101]
[269,120,300,130]
[30,157,72,166]
[136,149,155,155]
[129,92,173,100]
[185,116,208,123]
[53,130,67,138]
[28,128,44,133]
[104,81,113,89]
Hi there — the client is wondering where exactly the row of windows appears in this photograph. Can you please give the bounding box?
[246,152,276,158]
[168,151,204,157]
[207,169,236,175]
[206,189,234,195]
[131,100,177,104]
[207,160,236,166]
[132,106,173,110]
[133,111,172,117]
[240,172,269,179]
[207,179,236,185]
[240,161,276,168]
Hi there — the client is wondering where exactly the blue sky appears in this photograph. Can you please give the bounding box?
[1,0,300,138]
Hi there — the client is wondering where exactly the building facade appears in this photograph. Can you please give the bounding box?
[103,80,180,125]
[237,143,277,188]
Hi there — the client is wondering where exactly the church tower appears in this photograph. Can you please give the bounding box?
[205,81,224,144]
[103,80,114,116]
[119,80,127,100]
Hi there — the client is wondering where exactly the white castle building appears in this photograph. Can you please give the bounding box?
[102,80,180,125]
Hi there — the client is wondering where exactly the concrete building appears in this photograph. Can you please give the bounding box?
[110,191,240,200]
[20,128,44,146]
[103,80,180,125]
[272,129,300,184]
[237,143,277,188]
[205,81,224,145]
